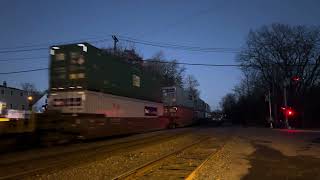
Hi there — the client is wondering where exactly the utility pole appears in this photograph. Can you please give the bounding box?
[283,79,290,129]
[112,35,119,53]
[271,63,278,125]
[268,89,273,128]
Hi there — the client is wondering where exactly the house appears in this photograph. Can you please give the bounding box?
[0,81,29,110]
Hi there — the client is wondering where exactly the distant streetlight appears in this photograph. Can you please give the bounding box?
[27,96,33,110]
[27,96,33,101]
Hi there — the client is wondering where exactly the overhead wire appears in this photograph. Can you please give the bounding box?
[0,61,245,75]
[0,47,48,54]
[0,58,317,75]
[0,56,48,62]
[0,35,111,51]
[0,37,112,54]
[0,34,244,75]
[118,37,240,53]
[118,35,239,51]
[0,68,48,75]
[0,33,239,54]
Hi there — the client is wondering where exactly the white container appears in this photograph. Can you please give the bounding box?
[162,86,194,108]
[48,90,164,118]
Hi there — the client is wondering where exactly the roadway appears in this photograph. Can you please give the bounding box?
[0,125,319,179]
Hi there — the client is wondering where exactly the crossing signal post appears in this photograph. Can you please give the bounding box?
[281,106,295,127]
[282,76,301,129]
[265,90,273,128]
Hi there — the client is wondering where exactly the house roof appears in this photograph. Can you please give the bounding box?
[0,85,26,92]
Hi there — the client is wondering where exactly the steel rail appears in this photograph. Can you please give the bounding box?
[185,137,233,180]
[0,129,194,180]
[112,136,212,180]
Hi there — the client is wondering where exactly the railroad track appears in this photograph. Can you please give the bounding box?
[112,135,231,180]
[0,128,195,180]
[185,137,231,180]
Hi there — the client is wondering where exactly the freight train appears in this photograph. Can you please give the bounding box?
[34,42,210,140]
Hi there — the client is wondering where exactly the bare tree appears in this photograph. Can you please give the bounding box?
[144,51,186,87]
[184,74,200,99]
[219,93,237,119]
[233,24,320,127]
[238,24,320,94]
[21,83,43,105]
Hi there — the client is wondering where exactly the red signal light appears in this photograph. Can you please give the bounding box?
[287,110,294,116]
[281,107,295,117]
[292,76,301,81]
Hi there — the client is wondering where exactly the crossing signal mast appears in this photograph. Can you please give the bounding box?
[282,75,300,129]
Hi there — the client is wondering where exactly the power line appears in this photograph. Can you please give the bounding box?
[0,56,48,62]
[0,61,243,75]
[144,60,243,67]
[0,33,239,55]
[118,37,240,53]
[121,39,239,53]
[0,37,112,54]
[0,36,112,51]
[118,35,239,51]
[0,68,48,75]
[1,59,318,75]
[0,47,48,54]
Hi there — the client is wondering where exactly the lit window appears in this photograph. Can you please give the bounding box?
[69,74,77,79]
[78,73,85,78]
[69,73,85,79]
[54,67,66,73]
[55,53,65,61]
[132,74,140,87]
[77,57,85,65]
[70,52,80,59]
[70,54,85,65]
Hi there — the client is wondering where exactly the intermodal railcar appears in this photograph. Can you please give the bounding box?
[36,42,210,140]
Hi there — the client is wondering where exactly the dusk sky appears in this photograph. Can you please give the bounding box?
[0,0,319,108]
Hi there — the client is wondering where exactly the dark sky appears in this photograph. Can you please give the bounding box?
[0,0,319,108]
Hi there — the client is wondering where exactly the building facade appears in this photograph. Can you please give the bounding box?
[0,82,29,110]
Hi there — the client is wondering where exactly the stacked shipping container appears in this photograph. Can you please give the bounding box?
[50,43,162,102]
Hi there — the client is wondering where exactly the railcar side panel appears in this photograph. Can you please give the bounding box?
[46,90,166,139]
